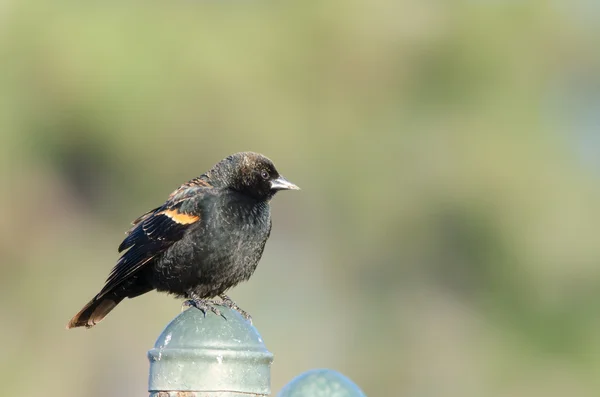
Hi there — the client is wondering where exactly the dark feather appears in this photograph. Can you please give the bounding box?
[105,187,209,298]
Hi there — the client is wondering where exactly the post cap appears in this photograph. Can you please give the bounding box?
[148,306,273,396]
[277,369,366,397]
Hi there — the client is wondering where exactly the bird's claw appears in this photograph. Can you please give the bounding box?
[183,298,226,320]
[219,294,252,324]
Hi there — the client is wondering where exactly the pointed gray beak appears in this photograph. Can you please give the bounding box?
[270,176,300,191]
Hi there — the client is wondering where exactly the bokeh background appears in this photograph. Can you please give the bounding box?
[2,2,600,396]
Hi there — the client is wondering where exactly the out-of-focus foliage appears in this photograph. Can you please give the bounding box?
[2,1,600,396]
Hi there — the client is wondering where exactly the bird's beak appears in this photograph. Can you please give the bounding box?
[270,176,300,191]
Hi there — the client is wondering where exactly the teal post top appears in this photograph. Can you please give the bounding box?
[277,369,367,397]
[147,306,274,397]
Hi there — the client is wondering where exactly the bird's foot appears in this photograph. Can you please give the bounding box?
[183,297,226,320]
[219,294,252,324]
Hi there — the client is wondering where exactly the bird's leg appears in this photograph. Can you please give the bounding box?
[183,292,226,319]
[219,294,252,323]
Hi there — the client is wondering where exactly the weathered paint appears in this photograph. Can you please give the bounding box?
[148,306,273,397]
[277,369,367,397]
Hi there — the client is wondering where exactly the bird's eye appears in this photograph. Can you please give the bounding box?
[260,170,270,180]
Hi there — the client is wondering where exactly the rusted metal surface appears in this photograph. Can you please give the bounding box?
[154,392,196,397]
[151,392,262,397]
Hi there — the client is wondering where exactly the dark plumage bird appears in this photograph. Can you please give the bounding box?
[67,152,299,328]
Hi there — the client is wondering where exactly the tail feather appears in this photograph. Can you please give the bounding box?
[66,294,123,329]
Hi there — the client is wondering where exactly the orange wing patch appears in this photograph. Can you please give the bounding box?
[160,209,200,224]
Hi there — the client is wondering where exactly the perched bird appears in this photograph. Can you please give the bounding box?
[67,152,299,329]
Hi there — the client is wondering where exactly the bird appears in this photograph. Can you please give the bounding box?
[67,152,299,329]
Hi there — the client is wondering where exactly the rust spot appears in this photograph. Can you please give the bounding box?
[154,392,197,397]
[153,391,261,397]
[160,209,199,225]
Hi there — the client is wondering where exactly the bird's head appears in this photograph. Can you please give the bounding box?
[208,152,299,200]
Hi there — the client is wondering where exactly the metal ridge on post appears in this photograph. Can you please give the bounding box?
[148,306,274,397]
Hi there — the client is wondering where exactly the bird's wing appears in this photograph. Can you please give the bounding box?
[97,184,211,298]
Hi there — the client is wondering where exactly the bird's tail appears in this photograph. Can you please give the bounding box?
[66,293,124,329]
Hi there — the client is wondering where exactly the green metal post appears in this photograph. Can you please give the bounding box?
[148,306,274,397]
[277,369,366,397]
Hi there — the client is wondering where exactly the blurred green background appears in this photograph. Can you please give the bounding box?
[2,1,600,396]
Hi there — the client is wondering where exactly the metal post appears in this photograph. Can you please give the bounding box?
[148,306,274,397]
[277,369,366,397]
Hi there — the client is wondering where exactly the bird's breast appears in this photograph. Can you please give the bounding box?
[200,196,271,262]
